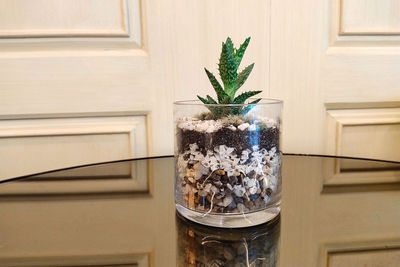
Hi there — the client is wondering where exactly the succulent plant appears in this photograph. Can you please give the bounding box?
[198,37,261,118]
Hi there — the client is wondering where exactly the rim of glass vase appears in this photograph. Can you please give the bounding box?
[174,98,283,107]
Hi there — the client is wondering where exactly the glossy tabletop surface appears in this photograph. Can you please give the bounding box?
[0,154,399,267]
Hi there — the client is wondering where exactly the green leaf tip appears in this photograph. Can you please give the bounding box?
[242,98,262,115]
[233,90,262,104]
[218,39,237,94]
[234,37,251,68]
[206,95,218,104]
[197,95,209,104]
[234,63,254,94]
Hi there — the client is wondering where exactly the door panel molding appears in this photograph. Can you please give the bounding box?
[324,108,400,186]
[320,239,400,267]
[0,0,143,52]
[330,0,400,46]
[0,0,130,38]
[0,252,150,267]
[0,114,149,184]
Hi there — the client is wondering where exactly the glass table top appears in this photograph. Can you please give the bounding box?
[0,154,399,267]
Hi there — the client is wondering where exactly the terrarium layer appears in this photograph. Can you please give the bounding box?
[177,117,279,154]
[176,116,280,214]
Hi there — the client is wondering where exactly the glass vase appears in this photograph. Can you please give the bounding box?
[174,99,282,228]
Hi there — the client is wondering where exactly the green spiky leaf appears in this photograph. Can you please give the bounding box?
[234,63,254,94]
[198,95,218,115]
[206,95,218,104]
[242,98,262,115]
[225,37,235,55]
[218,38,237,96]
[234,37,250,68]
[204,68,228,102]
[233,90,262,104]
[197,95,210,104]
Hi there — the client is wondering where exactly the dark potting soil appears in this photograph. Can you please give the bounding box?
[177,126,279,154]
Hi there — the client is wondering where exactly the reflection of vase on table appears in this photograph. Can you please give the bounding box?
[176,212,280,266]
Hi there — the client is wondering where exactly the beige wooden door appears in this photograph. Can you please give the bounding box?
[270,0,400,266]
[281,155,400,267]
[270,0,400,160]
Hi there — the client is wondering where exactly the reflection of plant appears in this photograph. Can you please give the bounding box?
[198,37,261,118]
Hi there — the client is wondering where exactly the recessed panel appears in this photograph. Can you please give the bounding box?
[0,0,128,38]
[341,0,400,35]
[329,249,400,267]
[325,109,400,186]
[0,115,148,180]
[340,123,400,170]
[0,253,149,267]
[0,133,131,177]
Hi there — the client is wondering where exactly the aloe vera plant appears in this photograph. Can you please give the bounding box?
[198,37,261,118]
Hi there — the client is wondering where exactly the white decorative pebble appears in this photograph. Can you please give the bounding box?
[182,184,190,194]
[233,185,246,197]
[189,143,199,152]
[249,186,258,195]
[204,183,212,193]
[262,177,269,188]
[245,178,256,188]
[237,203,246,212]
[211,185,219,194]
[195,164,209,180]
[222,195,233,207]
[248,124,257,131]
[227,169,236,177]
[206,126,215,133]
[198,190,208,197]
[238,123,250,131]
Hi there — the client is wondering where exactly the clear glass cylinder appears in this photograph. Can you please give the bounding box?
[174,99,282,228]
